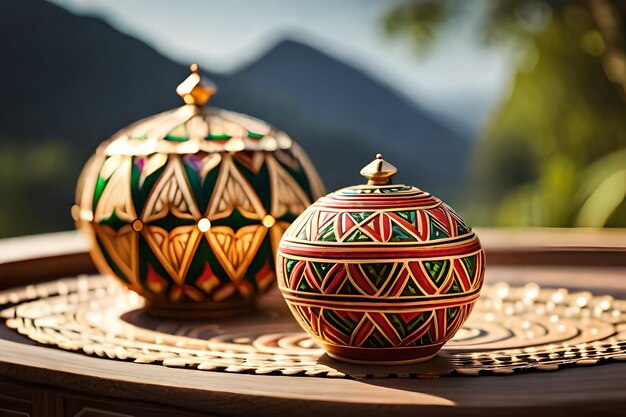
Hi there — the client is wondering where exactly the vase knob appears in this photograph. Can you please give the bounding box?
[360,153,397,186]
[176,64,217,106]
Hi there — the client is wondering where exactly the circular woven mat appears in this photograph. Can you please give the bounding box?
[1,276,625,378]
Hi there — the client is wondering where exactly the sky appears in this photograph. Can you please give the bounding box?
[49,0,513,133]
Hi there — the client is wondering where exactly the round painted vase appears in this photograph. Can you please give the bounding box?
[277,154,485,364]
[73,65,325,318]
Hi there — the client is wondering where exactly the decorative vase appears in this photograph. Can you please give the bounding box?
[73,65,325,318]
[276,154,484,364]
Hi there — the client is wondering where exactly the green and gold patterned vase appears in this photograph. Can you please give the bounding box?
[74,65,325,318]
[277,154,484,364]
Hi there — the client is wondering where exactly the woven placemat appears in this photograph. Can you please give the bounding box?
[1,276,625,378]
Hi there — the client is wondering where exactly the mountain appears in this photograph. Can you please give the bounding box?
[0,0,192,149]
[0,0,192,236]
[223,40,470,192]
[0,0,470,238]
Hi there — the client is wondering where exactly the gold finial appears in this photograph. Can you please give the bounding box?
[360,153,397,186]
[176,64,217,106]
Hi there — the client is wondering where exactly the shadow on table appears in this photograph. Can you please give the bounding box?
[319,353,626,417]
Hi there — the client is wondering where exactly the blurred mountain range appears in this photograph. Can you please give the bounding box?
[0,0,470,237]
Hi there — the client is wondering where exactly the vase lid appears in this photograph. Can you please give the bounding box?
[285,153,474,243]
[331,154,425,199]
[100,64,293,156]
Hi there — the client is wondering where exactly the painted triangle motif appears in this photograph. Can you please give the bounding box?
[362,328,389,348]
[337,279,359,295]
[445,204,470,235]
[360,213,392,242]
[267,155,312,219]
[317,211,338,230]
[350,212,373,223]
[95,157,136,223]
[142,157,201,222]
[463,255,476,277]
[195,262,221,294]
[323,310,358,335]
[359,263,394,288]
[411,210,429,241]
[167,226,203,279]
[94,225,137,287]
[386,212,420,242]
[273,148,301,171]
[344,228,375,242]
[390,224,416,242]
[449,276,463,293]
[206,156,266,221]
[385,313,409,340]
[428,206,452,231]
[142,225,202,285]
[428,216,450,240]
[400,279,425,297]
[407,262,438,295]
[453,258,472,291]
[205,225,267,281]
[423,260,450,287]
[334,212,358,241]
[234,151,265,173]
[395,211,414,222]
[143,226,179,281]
[350,314,375,346]
[296,222,309,240]
[317,223,337,242]
[309,262,333,283]
[297,276,315,292]
[456,219,470,235]
[446,306,460,325]
[287,210,311,239]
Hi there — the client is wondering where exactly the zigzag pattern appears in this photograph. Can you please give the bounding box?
[293,204,471,244]
[289,304,473,348]
[85,149,323,305]
[279,251,484,348]
[281,252,484,298]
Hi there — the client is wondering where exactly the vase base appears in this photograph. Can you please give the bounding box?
[323,343,443,365]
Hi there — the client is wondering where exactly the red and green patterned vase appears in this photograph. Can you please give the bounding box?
[74,66,324,318]
[276,154,484,364]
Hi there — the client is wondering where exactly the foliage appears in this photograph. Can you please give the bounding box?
[0,142,78,237]
[387,0,626,226]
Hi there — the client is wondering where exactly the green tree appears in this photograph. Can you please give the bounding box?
[387,0,626,226]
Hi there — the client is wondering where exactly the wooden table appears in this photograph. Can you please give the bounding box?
[0,229,625,417]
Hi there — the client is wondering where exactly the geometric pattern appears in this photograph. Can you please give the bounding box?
[75,107,324,315]
[281,253,484,297]
[291,203,470,243]
[277,185,485,362]
[287,303,474,349]
[280,251,485,351]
